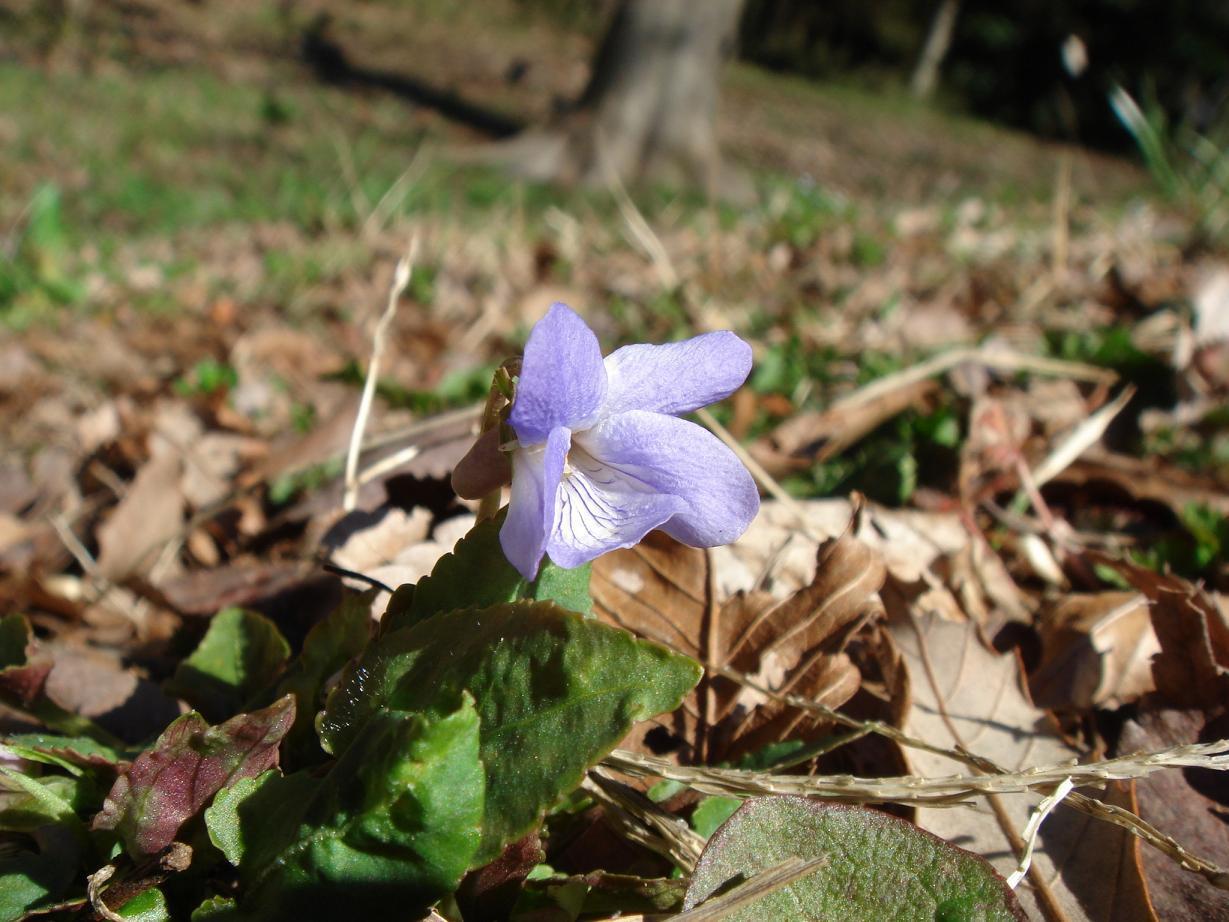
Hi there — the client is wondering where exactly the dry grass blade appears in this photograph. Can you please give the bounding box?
[669,856,827,921]
[1031,386,1136,487]
[603,739,1229,803]
[584,769,705,872]
[1006,777,1076,888]
[342,238,418,512]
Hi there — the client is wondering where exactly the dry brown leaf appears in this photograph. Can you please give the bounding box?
[95,453,184,582]
[593,521,887,766]
[1120,709,1229,920]
[752,376,938,472]
[324,507,433,575]
[157,561,321,617]
[1054,451,1229,518]
[1030,592,1158,710]
[1091,555,1229,709]
[710,498,969,597]
[892,612,1154,922]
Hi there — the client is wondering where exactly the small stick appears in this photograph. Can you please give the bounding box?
[343,238,418,512]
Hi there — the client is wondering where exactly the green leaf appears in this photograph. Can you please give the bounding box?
[684,797,1026,921]
[94,696,295,857]
[270,593,372,767]
[516,871,687,918]
[0,825,83,921]
[529,560,592,617]
[320,601,700,862]
[2,733,124,771]
[206,698,483,921]
[165,609,291,722]
[690,796,742,839]
[383,514,591,633]
[117,887,171,921]
[191,896,239,921]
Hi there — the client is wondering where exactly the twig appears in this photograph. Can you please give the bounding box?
[1007,778,1076,889]
[343,239,418,512]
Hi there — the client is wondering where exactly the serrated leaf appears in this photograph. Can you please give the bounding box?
[383,514,591,633]
[165,609,291,722]
[270,592,372,767]
[205,698,483,921]
[94,696,295,857]
[685,796,1026,921]
[320,601,700,863]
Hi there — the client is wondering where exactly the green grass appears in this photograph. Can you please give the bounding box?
[0,63,429,235]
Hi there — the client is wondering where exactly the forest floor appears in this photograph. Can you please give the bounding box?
[2,2,1228,921]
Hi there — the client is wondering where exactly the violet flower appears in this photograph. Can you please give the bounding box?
[501,303,759,580]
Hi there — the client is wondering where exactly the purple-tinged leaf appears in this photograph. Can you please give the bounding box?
[93,695,295,857]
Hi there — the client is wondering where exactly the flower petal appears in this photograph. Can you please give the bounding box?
[601,332,752,418]
[576,410,759,548]
[509,304,607,446]
[545,446,689,569]
[500,427,569,580]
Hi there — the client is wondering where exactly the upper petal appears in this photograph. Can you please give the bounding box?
[509,304,608,446]
[601,331,752,418]
[576,410,759,548]
[500,427,569,580]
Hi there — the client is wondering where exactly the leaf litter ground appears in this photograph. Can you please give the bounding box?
[3,3,1229,920]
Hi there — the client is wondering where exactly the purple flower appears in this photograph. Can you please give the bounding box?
[501,303,760,579]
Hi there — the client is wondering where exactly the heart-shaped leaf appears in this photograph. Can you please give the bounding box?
[685,796,1026,921]
[319,601,699,862]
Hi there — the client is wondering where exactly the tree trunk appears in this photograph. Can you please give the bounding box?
[499,0,748,199]
[910,0,961,100]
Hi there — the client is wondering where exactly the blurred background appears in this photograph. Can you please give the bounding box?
[3,0,1229,592]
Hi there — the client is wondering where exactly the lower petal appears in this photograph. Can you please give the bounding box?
[576,411,759,549]
[500,427,569,580]
[546,446,688,569]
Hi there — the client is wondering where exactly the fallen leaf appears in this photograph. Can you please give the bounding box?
[1030,593,1157,710]
[593,517,887,765]
[1091,556,1229,709]
[710,498,970,599]
[753,377,938,471]
[1054,451,1229,518]
[892,612,1154,922]
[95,453,184,582]
[323,506,433,575]
[1120,709,1229,920]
